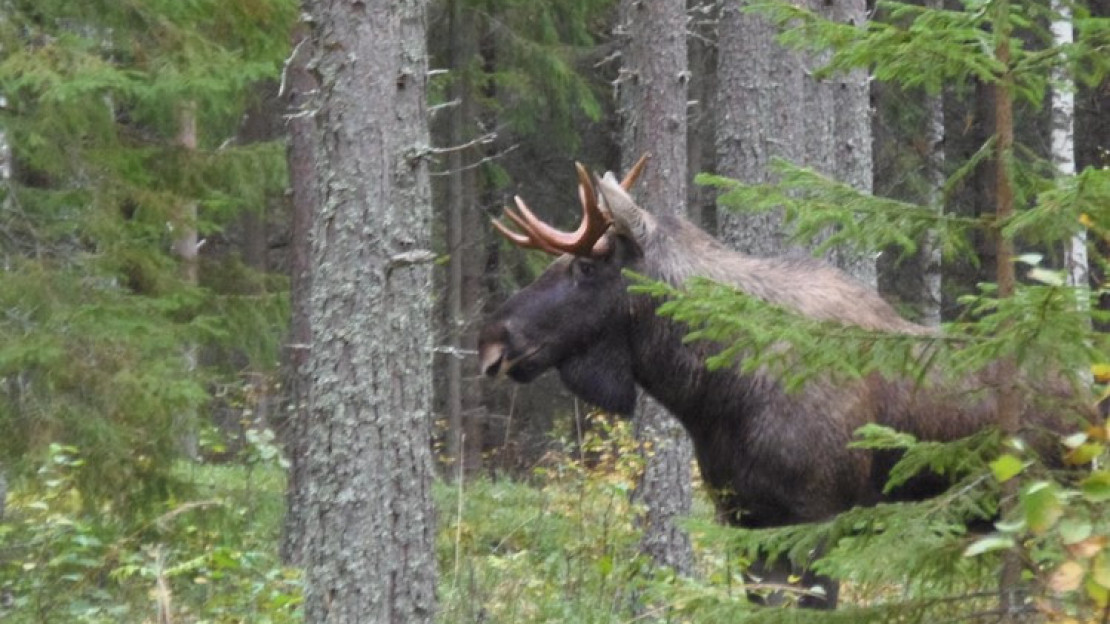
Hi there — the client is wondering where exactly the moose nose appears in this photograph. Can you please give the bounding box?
[479,341,506,377]
[478,321,510,377]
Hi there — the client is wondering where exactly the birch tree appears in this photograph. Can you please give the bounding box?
[1053,0,1085,296]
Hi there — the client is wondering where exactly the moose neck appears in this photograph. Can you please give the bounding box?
[625,291,760,437]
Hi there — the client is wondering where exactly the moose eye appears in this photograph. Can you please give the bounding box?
[573,259,597,281]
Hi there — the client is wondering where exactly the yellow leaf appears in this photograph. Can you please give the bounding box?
[1066,536,1107,560]
[1087,576,1109,607]
[1094,552,1110,589]
[1049,561,1085,593]
[1079,213,1094,228]
[1093,363,1110,384]
[1065,442,1105,466]
[1088,422,1109,442]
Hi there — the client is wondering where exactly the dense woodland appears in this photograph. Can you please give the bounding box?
[0,0,1108,621]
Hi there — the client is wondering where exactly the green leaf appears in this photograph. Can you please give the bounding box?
[1059,518,1094,545]
[1094,552,1110,590]
[1020,481,1062,533]
[989,453,1024,482]
[1066,442,1105,466]
[1081,471,1110,502]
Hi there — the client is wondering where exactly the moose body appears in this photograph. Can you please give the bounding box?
[478,164,1088,608]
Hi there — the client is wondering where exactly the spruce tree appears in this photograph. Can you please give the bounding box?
[0,0,297,508]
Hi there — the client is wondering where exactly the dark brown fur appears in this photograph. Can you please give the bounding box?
[479,175,1093,608]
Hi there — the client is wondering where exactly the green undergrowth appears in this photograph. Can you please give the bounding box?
[435,414,693,622]
[0,446,298,624]
[5,412,1107,623]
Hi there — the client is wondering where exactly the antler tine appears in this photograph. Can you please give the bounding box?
[620,153,650,190]
[489,164,615,257]
[575,162,596,203]
[510,189,610,256]
[491,215,537,249]
[499,205,564,255]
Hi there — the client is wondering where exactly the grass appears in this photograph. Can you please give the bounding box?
[8,414,1077,623]
[0,450,297,624]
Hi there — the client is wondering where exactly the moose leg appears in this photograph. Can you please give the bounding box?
[745,555,839,610]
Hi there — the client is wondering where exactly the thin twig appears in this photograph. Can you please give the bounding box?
[430,144,520,177]
[278,36,309,99]
[430,132,497,155]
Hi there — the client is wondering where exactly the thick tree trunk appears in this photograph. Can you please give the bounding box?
[280,23,316,567]
[715,1,805,256]
[717,0,874,284]
[301,1,437,621]
[827,0,875,286]
[619,0,695,576]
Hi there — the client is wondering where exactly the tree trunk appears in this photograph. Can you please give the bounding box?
[873,0,944,327]
[301,0,437,621]
[619,0,695,576]
[920,86,945,328]
[717,0,874,285]
[827,0,875,286]
[687,0,718,234]
[174,102,200,460]
[992,0,1022,612]
[1051,0,1085,296]
[715,1,805,256]
[916,0,945,328]
[280,23,316,567]
[444,0,484,477]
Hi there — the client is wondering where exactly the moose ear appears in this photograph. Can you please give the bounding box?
[597,173,654,244]
[557,334,637,416]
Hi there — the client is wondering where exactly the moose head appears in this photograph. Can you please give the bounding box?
[478,157,654,415]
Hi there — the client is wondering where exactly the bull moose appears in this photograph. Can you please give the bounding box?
[478,161,1092,609]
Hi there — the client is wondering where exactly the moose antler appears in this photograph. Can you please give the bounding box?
[490,155,649,256]
[621,153,649,190]
[490,165,608,256]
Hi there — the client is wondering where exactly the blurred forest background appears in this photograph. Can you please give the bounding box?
[0,0,1108,622]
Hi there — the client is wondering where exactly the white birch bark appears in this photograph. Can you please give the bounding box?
[1052,0,1086,298]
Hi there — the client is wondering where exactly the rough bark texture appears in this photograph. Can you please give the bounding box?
[619,0,695,575]
[301,1,437,621]
[826,0,875,286]
[174,103,200,460]
[716,0,874,284]
[280,23,315,567]
[920,87,945,328]
[715,1,804,257]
